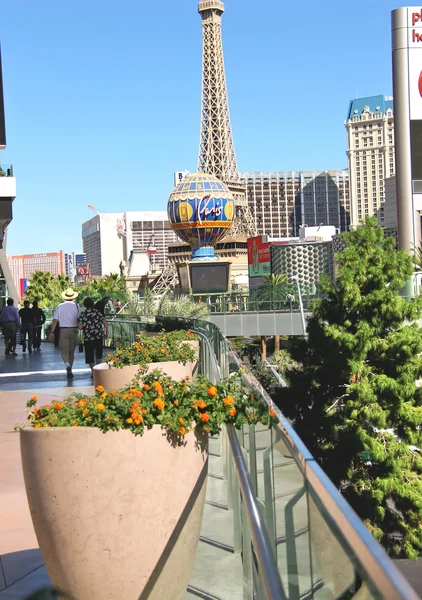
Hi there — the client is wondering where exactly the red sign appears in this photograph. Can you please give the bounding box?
[247,236,271,276]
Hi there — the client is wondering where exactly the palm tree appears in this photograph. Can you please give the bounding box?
[412,243,422,272]
[25,271,70,307]
[157,294,209,318]
[253,273,290,356]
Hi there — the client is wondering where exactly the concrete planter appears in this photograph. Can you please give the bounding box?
[93,341,199,391]
[20,426,208,600]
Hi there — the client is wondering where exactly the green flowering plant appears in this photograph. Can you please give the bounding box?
[106,330,198,370]
[25,370,277,437]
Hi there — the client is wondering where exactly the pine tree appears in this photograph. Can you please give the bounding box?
[274,218,422,558]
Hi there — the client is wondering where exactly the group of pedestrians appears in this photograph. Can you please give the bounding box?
[0,288,110,379]
[50,288,108,379]
[0,298,45,355]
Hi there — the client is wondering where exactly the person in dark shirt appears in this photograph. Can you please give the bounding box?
[78,297,108,375]
[19,300,35,353]
[0,298,20,356]
[94,296,110,316]
[32,300,46,351]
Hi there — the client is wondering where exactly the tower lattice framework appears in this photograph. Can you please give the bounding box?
[197,0,257,238]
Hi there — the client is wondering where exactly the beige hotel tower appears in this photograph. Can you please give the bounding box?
[345,96,395,228]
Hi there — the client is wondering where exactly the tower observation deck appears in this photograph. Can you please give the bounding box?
[198,0,257,238]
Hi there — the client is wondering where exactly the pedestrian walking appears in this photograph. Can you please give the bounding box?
[19,300,36,353]
[32,300,46,351]
[78,297,108,376]
[49,288,80,378]
[0,298,21,356]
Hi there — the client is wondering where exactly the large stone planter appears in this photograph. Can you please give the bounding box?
[20,426,208,600]
[93,340,199,391]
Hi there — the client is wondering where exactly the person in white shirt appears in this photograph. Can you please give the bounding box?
[50,288,80,379]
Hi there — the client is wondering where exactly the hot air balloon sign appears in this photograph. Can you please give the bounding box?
[168,173,234,261]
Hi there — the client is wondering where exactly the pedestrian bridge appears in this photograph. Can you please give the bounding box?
[0,317,419,599]
[209,309,310,336]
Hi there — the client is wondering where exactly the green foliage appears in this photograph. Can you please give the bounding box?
[77,274,129,305]
[106,330,198,370]
[138,288,209,319]
[252,350,292,393]
[157,293,209,318]
[412,242,422,272]
[25,370,276,438]
[275,217,422,558]
[24,272,70,308]
[251,273,291,309]
[24,272,129,309]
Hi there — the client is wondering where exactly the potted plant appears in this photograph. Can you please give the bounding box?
[93,329,199,390]
[20,370,275,600]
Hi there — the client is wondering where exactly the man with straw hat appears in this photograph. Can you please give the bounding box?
[50,288,80,378]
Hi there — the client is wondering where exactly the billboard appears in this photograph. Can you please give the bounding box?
[190,262,230,294]
[0,47,6,149]
[247,236,271,278]
[19,278,27,299]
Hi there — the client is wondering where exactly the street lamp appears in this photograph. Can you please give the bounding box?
[290,275,306,335]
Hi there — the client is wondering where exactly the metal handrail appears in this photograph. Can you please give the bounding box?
[226,344,420,600]
[226,424,287,600]
[194,329,286,600]
[263,360,288,388]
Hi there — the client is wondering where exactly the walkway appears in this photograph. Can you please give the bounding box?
[0,340,241,599]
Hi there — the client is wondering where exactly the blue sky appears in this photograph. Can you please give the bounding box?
[1,0,401,255]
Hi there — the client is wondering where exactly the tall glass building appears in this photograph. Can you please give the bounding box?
[240,170,350,238]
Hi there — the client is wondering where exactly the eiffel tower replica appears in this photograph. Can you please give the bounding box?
[197,0,257,239]
[153,0,256,295]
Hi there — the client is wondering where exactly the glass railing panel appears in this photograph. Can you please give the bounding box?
[270,425,314,600]
[306,486,377,600]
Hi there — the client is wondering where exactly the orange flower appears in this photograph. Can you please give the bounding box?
[126,417,133,424]
[229,407,237,417]
[179,426,186,436]
[269,408,276,417]
[35,423,41,429]
[31,395,38,401]
[153,381,164,397]
[111,391,118,397]
[224,396,234,406]
[83,409,89,416]
[198,400,207,409]
[97,403,105,411]
[122,394,129,400]
[169,386,174,391]
[161,347,167,354]
[182,381,188,386]
[54,402,62,410]
[96,385,105,393]
[100,392,108,400]
[153,398,165,410]
[143,384,150,391]
[173,400,179,406]
[76,399,87,409]
[185,375,190,380]
[72,423,78,427]
[207,386,217,397]
[133,390,143,398]
[179,417,184,424]
[45,404,50,409]
[200,413,210,423]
